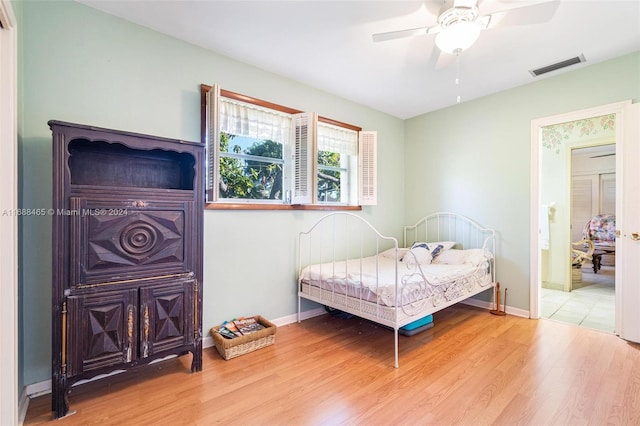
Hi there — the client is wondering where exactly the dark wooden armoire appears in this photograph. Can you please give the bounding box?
[49,121,204,418]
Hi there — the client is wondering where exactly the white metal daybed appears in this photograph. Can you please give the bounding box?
[297,212,496,368]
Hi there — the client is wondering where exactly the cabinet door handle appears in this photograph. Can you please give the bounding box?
[194,282,199,340]
[631,232,640,241]
[126,306,134,363]
[142,304,150,358]
[61,301,68,375]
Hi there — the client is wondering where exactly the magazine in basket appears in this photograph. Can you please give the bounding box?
[211,315,277,360]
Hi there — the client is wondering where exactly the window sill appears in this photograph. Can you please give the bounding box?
[205,203,362,211]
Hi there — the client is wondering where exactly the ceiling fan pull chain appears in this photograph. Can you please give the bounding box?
[455,51,461,103]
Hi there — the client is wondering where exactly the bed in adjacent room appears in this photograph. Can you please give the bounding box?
[297,212,496,367]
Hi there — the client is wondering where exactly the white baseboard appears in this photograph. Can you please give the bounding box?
[461,298,530,318]
[271,307,327,326]
[18,386,30,426]
[203,307,326,348]
[19,378,50,425]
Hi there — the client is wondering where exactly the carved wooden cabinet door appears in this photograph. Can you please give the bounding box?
[66,289,138,377]
[70,197,194,287]
[140,280,195,359]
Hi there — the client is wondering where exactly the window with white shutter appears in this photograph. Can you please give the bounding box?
[600,173,616,215]
[316,120,358,204]
[291,113,315,204]
[205,84,220,202]
[202,84,377,209]
[359,131,377,206]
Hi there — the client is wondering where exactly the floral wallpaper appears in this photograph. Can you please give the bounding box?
[542,114,616,154]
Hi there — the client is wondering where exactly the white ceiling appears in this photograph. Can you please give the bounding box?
[77,0,640,119]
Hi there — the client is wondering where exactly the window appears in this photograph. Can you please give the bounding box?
[317,120,358,204]
[219,133,285,201]
[215,96,292,202]
[202,84,376,208]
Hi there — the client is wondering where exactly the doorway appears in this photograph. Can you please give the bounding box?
[540,144,616,332]
[529,100,631,337]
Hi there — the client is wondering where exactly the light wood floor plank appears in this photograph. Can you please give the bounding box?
[24,305,640,425]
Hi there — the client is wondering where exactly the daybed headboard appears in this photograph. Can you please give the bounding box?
[298,212,398,268]
[403,212,496,254]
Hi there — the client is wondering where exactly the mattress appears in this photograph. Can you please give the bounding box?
[299,252,491,308]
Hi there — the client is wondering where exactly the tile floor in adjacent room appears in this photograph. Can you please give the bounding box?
[541,262,615,333]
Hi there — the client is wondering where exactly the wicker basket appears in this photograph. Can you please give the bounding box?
[211,316,277,360]
[572,266,582,283]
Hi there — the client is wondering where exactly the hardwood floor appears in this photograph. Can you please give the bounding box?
[25,305,640,425]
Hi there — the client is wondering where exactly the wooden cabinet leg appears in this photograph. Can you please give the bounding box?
[191,342,203,372]
[52,375,69,419]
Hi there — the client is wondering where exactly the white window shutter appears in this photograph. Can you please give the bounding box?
[291,112,316,204]
[359,131,377,206]
[600,173,616,215]
[206,84,221,202]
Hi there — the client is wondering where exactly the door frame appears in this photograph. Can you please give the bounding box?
[0,0,19,425]
[530,100,631,333]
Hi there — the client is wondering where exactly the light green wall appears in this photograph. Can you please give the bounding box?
[17,1,405,386]
[17,0,640,389]
[404,52,640,311]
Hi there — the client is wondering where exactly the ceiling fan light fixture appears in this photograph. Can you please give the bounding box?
[435,21,482,54]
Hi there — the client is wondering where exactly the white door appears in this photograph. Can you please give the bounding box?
[619,103,640,343]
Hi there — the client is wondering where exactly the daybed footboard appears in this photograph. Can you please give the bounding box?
[297,212,496,368]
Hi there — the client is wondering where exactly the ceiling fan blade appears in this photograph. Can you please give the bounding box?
[372,25,435,42]
[453,0,479,8]
[434,50,457,70]
[476,14,492,29]
[485,0,560,28]
[423,0,447,17]
[477,0,554,16]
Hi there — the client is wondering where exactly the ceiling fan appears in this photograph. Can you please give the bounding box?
[372,0,560,55]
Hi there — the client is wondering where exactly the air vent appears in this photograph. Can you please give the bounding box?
[529,54,586,77]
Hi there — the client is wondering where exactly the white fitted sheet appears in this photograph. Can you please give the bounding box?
[300,253,491,307]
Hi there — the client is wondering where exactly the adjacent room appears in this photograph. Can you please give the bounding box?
[2,0,639,424]
[541,142,617,332]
